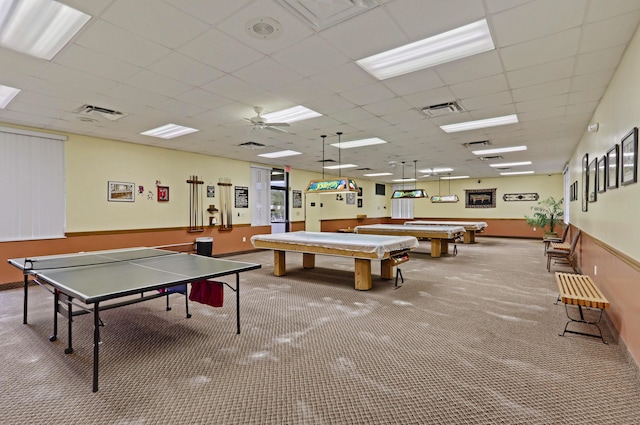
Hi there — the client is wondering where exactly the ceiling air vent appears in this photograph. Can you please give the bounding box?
[238,141,266,149]
[479,155,503,161]
[421,101,464,118]
[74,104,127,121]
[462,140,491,148]
[318,159,335,163]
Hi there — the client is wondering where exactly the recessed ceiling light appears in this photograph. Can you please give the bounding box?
[323,164,358,170]
[472,145,527,155]
[262,105,321,123]
[440,175,470,180]
[440,114,518,133]
[258,150,301,158]
[141,124,199,139]
[330,137,388,149]
[356,19,494,80]
[500,171,534,176]
[363,172,393,177]
[0,84,20,108]
[489,161,532,168]
[0,0,91,60]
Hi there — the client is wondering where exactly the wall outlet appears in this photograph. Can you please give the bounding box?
[594,265,597,276]
[242,237,246,242]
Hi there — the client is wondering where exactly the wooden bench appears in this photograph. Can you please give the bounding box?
[555,272,610,344]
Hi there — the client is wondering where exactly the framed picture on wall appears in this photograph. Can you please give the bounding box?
[108,181,135,202]
[581,153,588,212]
[621,127,638,186]
[597,155,607,193]
[157,186,169,202]
[588,158,597,202]
[606,144,619,189]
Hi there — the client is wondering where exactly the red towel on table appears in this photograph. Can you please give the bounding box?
[189,280,224,307]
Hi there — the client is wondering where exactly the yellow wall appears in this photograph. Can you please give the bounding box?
[412,174,563,219]
[569,24,640,261]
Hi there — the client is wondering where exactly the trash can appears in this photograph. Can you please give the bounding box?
[195,237,213,257]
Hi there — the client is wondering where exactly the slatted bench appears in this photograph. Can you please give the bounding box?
[555,272,610,344]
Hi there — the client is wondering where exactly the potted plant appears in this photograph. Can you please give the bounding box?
[525,196,564,236]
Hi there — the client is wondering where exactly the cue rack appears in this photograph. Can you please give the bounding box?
[217,178,233,230]
[186,175,204,232]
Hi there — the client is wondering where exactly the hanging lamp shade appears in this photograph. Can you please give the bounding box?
[391,160,428,199]
[306,132,360,194]
[430,173,459,202]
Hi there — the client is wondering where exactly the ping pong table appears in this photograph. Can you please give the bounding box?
[8,247,261,392]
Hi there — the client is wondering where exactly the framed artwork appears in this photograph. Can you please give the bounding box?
[157,186,169,202]
[597,155,607,193]
[588,158,597,202]
[108,181,135,202]
[207,185,215,197]
[357,198,363,208]
[357,187,363,197]
[465,188,496,208]
[292,190,302,208]
[621,127,638,186]
[346,192,356,205]
[606,144,619,189]
[581,153,588,212]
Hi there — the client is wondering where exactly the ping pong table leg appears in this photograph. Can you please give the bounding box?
[235,273,240,334]
[50,290,59,342]
[23,274,28,324]
[93,303,101,392]
[64,295,74,354]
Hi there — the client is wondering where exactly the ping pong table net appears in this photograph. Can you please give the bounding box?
[22,249,181,272]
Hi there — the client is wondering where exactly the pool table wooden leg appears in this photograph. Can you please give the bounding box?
[303,253,315,269]
[274,250,286,276]
[430,239,442,257]
[380,258,393,280]
[354,258,372,290]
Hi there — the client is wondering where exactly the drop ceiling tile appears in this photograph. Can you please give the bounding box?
[309,62,376,93]
[176,88,235,110]
[39,64,120,94]
[276,78,333,105]
[165,0,255,25]
[76,19,170,67]
[436,51,503,85]
[507,57,575,88]
[512,79,571,102]
[485,0,532,14]
[585,0,640,23]
[102,0,209,49]
[575,45,626,74]
[491,0,586,48]
[305,94,356,115]
[339,83,396,106]
[55,45,141,81]
[271,35,351,77]
[501,28,581,71]
[382,69,444,97]
[125,70,193,98]
[148,53,225,87]
[381,109,424,125]
[568,87,606,105]
[106,83,172,108]
[201,75,268,102]
[362,97,411,116]
[461,91,513,111]
[449,74,509,99]
[179,29,264,73]
[234,57,304,89]
[402,87,458,109]
[571,69,615,91]
[579,12,640,53]
[516,94,568,113]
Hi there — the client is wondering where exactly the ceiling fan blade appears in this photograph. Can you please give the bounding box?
[266,126,292,134]
[265,122,290,127]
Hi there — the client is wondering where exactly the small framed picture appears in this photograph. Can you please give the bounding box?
[621,127,638,186]
[597,155,606,193]
[581,153,588,212]
[606,144,619,189]
[108,181,135,202]
[588,158,597,202]
[357,198,363,208]
[157,186,169,202]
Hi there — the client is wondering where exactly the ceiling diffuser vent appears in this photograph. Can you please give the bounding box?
[421,101,464,118]
[74,104,127,121]
[479,155,503,161]
[238,141,266,149]
[462,140,491,148]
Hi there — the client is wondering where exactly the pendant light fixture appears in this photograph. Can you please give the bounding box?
[391,160,428,199]
[431,173,459,202]
[306,132,360,194]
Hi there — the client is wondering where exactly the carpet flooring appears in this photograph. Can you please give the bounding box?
[1,237,639,424]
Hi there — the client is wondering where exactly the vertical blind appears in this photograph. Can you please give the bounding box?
[250,165,271,226]
[390,184,414,219]
[0,127,66,241]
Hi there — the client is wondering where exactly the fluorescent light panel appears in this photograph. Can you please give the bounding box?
[500,171,534,176]
[472,145,527,155]
[0,84,20,108]
[262,105,321,123]
[489,161,532,168]
[357,19,495,80]
[0,0,91,60]
[363,172,393,177]
[418,167,453,173]
[330,137,387,149]
[258,150,301,158]
[323,163,358,170]
[392,178,416,182]
[440,175,469,180]
[441,114,518,133]
[141,124,199,139]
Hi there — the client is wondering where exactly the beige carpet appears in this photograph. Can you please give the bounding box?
[1,237,639,424]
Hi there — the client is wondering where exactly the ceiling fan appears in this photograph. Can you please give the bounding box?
[244,106,291,133]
